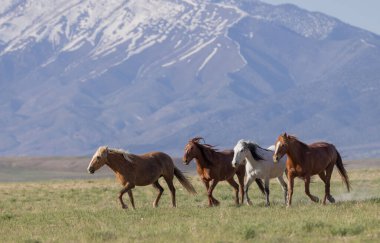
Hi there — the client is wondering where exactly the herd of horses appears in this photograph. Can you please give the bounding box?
[87,133,351,209]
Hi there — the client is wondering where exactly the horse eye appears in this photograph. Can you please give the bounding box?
[97,156,101,160]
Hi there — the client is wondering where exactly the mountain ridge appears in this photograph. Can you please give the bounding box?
[0,0,379,159]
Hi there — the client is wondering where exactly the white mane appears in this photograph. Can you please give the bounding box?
[108,147,132,162]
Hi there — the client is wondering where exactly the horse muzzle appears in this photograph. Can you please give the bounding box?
[88,167,95,174]
[273,155,278,163]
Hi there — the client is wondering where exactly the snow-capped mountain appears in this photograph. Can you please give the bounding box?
[1,0,379,158]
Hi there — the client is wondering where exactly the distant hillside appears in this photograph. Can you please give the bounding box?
[0,0,379,158]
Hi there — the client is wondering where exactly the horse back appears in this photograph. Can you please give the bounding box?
[135,152,175,179]
[139,151,174,166]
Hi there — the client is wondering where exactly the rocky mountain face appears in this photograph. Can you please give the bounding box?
[0,0,379,159]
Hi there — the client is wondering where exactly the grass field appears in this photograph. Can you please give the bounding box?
[0,168,379,242]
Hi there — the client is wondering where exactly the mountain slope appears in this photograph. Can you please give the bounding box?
[0,0,379,158]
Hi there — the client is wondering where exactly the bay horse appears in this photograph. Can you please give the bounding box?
[273,133,350,207]
[182,137,264,206]
[87,146,196,209]
[232,140,287,206]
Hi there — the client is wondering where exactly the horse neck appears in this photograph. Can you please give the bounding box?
[245,149,260,166]
[194,146,213,168]
[287,139,308,165]
[106,151,134,174]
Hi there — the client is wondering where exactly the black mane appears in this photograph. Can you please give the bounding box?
[194,142,216,165]
[243,142,265,161]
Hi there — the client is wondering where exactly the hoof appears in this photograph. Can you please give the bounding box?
[311,196,319,203]
[122,205,128,209]
[247,200,253,206]
[327,195,335,203]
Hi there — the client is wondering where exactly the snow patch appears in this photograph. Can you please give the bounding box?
[360,39,376,48]
[197,47,218,74]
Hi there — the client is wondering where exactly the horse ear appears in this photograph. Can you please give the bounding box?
[282,132,288,139]
[103,146,109,157]
[192,136,204,144]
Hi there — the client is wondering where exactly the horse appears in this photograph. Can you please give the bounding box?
[182,137,265,206]
[273,133,351,207]
[87,146,196,209]
[231,139,288,206]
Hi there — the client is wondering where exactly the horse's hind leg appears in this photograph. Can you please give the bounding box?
[264,178,270,207]
[163,177,176,207]
[318,171,328,204]
[324,163,335,204]
[152,180,164,208]
[277,176,288,205]
[127,190,135,210]
[304,175,319,203]
[226,177,240,205]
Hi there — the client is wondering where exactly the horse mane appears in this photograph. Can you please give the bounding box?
[242,141,264,161]
[190,137,218,165]
[286,135,309,150]
[107,147,133,162]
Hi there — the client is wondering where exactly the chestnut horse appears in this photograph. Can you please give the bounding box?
[273,133,350,207]
[183,137,264,206]
[87,146,196,209]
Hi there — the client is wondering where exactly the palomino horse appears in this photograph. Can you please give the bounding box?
[87,146,196,209]
[232,140,287,206]
[182,137,264,206]
[273,133,350,207]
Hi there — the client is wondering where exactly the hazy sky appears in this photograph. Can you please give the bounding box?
[261,0,380,35]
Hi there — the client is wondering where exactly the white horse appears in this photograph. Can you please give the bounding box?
[232,139,287,206]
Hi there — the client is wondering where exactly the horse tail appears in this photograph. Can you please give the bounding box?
[255,179,265,195]
[174,167,197,195]
[335,151,351,192]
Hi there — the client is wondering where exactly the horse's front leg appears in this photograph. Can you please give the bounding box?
[119,183,135,209]
[305,175,319,203]
[287,172,294,208]
[264,178,270,207]
[202,180,213,206]
[244,174,256,206]
[208,179,220,206]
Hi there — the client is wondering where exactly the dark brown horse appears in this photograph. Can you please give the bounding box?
[273,133,350,207]
[87,146,196,209]
[183,137,264,206]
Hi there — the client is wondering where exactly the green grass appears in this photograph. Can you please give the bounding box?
[0,169,379,242]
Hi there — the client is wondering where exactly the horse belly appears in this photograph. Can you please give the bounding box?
[135,167,162,186]
[268,168,283,178]
[248,169,263,179]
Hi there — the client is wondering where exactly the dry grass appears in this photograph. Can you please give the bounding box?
[0,168,379,242]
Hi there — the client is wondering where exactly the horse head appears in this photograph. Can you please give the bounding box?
[273,133,289,163]
[87,146,108,174]
[182,137,204,165]
[232,140,248,167]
